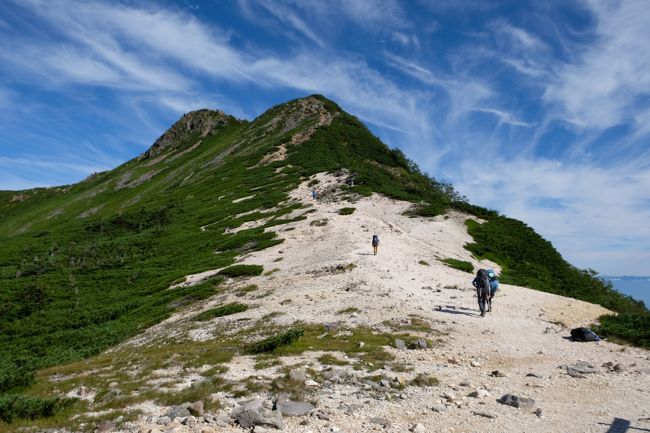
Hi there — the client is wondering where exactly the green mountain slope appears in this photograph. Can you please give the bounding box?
[1,95,647,423]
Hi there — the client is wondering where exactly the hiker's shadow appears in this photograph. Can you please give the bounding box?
[434,307,481,317]
[598,417,650,432]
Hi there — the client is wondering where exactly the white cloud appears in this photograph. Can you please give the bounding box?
[453,158,650,275]
[473,108,535,128]
[544,0,650,129]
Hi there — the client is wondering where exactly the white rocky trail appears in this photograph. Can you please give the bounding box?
[125,173,650,433]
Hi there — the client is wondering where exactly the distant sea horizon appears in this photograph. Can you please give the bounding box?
[601,275,650,309]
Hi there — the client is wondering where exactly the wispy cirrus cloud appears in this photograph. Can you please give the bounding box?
[1,0,648,276]
[544,0,650,130]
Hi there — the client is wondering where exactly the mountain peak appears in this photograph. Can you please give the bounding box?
[139,108,241,161]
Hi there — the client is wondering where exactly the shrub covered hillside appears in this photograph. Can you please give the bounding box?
[0,95,465,420]
[0,95,647,423]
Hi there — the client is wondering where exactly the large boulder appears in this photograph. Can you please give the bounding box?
[230,399,284,429]
[274,393,315,416]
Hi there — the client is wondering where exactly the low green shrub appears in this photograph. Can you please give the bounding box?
[409,373,439,387]
[247,329,304,354]
[440,258,473,273]
[339,207,356,215]
[595,313,650,349]
[0,394,74,423]
[218,264,264,278]
[194,303,248,321]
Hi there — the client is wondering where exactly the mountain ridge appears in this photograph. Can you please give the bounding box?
[0,95,647,430]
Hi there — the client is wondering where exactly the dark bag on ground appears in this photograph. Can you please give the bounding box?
[570,327,600,342]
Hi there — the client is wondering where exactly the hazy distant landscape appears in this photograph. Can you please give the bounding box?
[603,276,650,308]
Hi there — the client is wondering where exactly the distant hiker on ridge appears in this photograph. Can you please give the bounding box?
[372,234,380,255]
[311,189,318,199]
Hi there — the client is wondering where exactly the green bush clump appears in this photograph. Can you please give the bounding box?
[440,258,473,273]
[247,329,304,354]
[412,203,446,217]
[595,313,650,349]
[194,303,248,321]
[0,394,74,423]
[339,207,356,215]
[218,264,264,278]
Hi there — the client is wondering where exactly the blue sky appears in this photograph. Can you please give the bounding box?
[1,0,649,276]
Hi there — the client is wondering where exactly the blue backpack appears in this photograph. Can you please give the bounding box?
[487,269,499,291]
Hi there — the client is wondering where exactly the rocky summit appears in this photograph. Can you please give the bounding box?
[0,95,648,433]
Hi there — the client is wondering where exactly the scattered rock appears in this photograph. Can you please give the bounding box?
[167,405,191,420]
[187,401,204,416]
[490,370,507,377]
[431,404,447,413]
[305,379,320,387]
[498,394,536,409]
[468,389,490,398]
[358,341,365,349]
[370,417,391,428]
[230,399,284,429]
[472,411,496,419]
[394,339,407,350]
[289,368,307,383]
[95,420,116,433]
[562,360,598,377]
[156,416,171,425]
[442,391,456,401]
[470,360,482,367]
[275,393,315,416]
[448,357,460,365]
[534,408,543,418]
[409,338,428,350]
[459,380,471,387]
[311,409,330,420]
[526,373,543,378]
[410,423,426,433]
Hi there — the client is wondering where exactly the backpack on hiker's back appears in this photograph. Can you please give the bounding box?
[372,235,380,246]
[487,268,499,291]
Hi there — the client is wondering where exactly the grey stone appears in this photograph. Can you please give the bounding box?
[563,361,598,375]
[183,416,197,428]
[410,423,426,433]
[526,373,543,378]
[289,368,307,383]
[459,380,471,387]
[275,393,315,416]
[230,399,284,429]
[95,420,116,433]
[490,370,507,377]
[409,338,428,350]
[213,414,233,427]
[431,404,447,413]
[472,411,496,419]
[379,379,391,388]
[394,339,407,350]
[311,409,330,420]
[498,394,536,409]
[186,401,204,416]
[156,416,171,425]
[370,417,391,428]
[166,405,191,420]
[442,391,456,401]
[468,389,489,398]
[534,408,543,418]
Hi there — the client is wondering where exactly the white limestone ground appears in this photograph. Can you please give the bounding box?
[124,172,649,433]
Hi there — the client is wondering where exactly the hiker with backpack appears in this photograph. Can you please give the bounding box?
[372,234,380,255]
[472,268,492,316]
